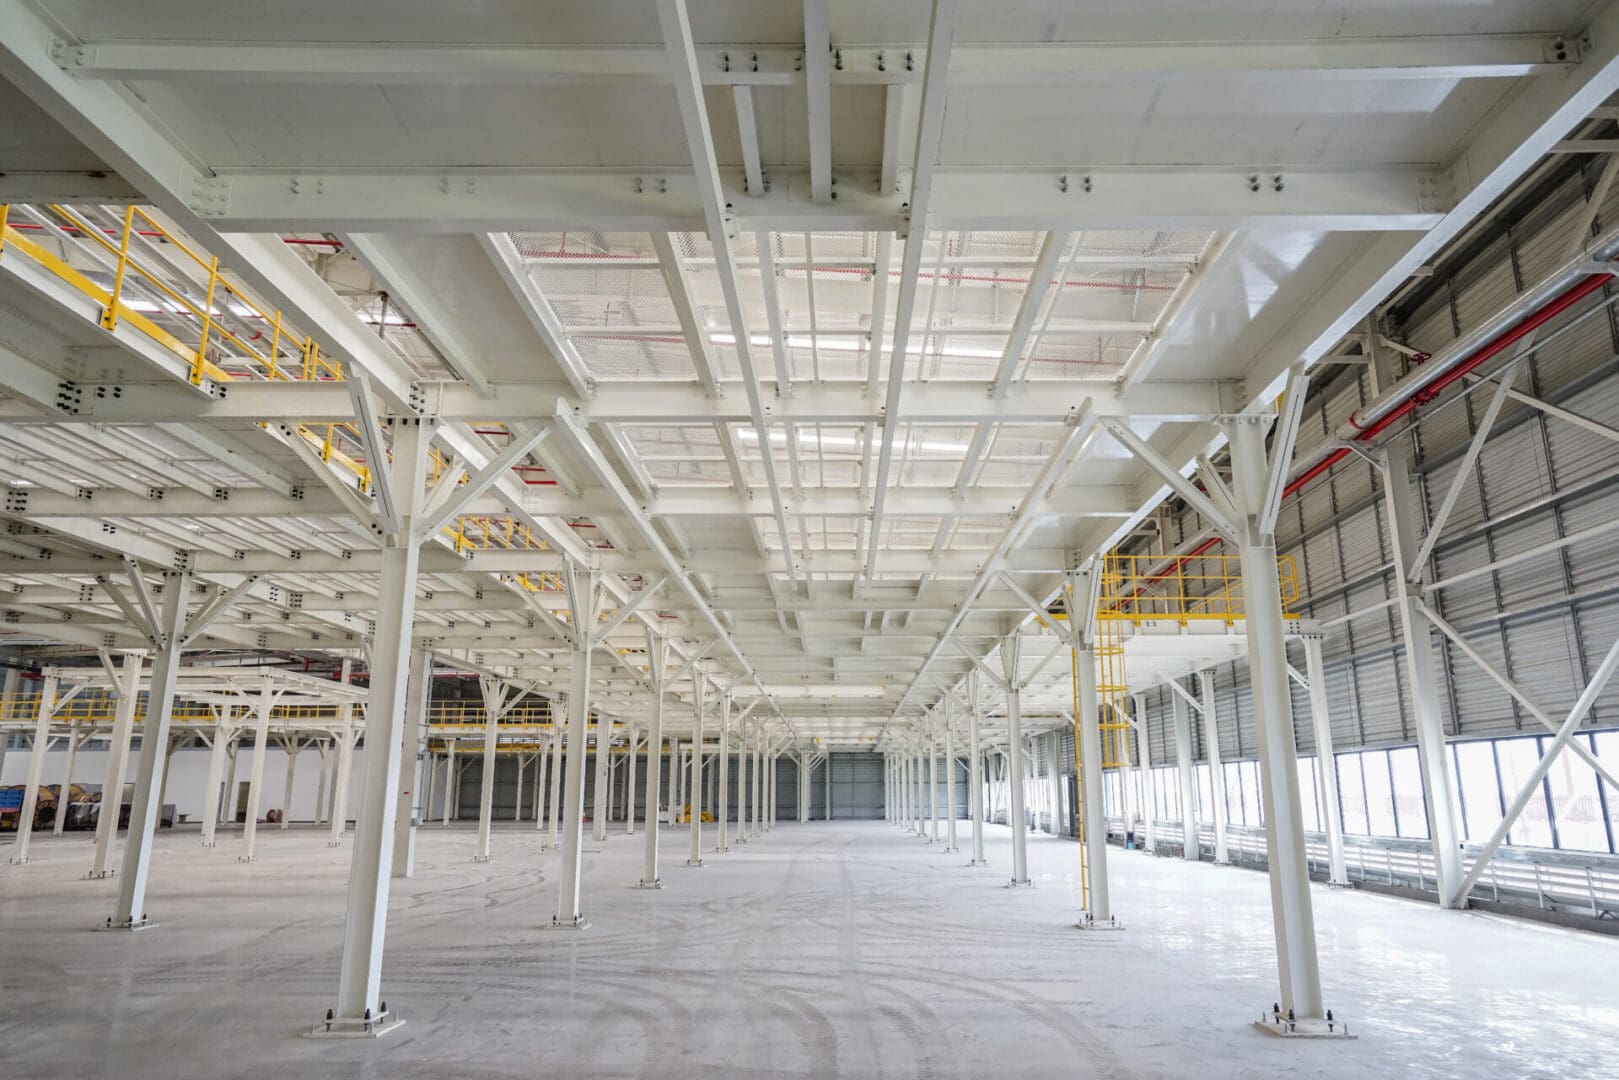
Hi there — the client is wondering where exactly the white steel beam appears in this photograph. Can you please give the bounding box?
[802,0,833,204]
[164,167,1449,234]
[64,36,1568,85]
[866,0,957,585]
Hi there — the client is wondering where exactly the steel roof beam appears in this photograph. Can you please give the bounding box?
[63,35,1569,86]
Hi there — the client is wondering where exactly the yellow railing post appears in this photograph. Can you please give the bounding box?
[0,203,9,254]
[100,205,138,332]
[191,255,221,385]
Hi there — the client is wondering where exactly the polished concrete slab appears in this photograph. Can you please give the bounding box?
[1,818,1615,1079]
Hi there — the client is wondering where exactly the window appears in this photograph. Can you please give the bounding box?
[1454,740,1502,844]
[1596,730,1619,851]
[1363,750,1397,837]
[1195,764,1212,822]
[1241,760,1262,827]
[1297,757,1321,832]
[1225,761,1245,825]
[1388,747,1429,840]
[1495,736,1554,849]
[1546,736,1607,854]
[1337,753,1368,836]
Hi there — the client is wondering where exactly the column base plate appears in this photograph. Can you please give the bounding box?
[1253,1016,1355,1039]
[307,1010,404,1039]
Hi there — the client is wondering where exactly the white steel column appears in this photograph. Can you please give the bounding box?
[944,700,960,853]
[1003,631,1031,886]
[968,671,986,865]
[1302,637,1349,886]
[441,740,457,827]
[1077,646,1109,920]
[591,713,612,843]
[1171,687,1199,861]
[555,561,602,928]
[824,754,831,821]
[514,754,526,821]
[546,722,563,850]
[671,738,683,821]
[239,684,276,863]
[111,568,193,928]
[475,677,505,863]
[1134,696,1156,854]
[687,676,705,866]
[639,632,667,887]
[736,721,750,843]
[279,739,299,830]
[927,723,939,841]
[52,720,82,836]
[199,722,232,848]
[1198,671,1230,865]
[767,747,777,829]
[1382,440,1465,906]
[1228,416,1324,1022]
[625,724,638,836]
[11,672,59,865]
[752,742,763,837]
[714,693,730,852]
[392,648,431,879]
[324,415,429,1032]
[329,659,355,846]
[89,652,140,877]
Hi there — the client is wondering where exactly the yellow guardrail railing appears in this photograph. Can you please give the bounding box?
[0,203,563,581]
[1098,551,1299,625]
[0,202,343,385]
[0,695,566,727]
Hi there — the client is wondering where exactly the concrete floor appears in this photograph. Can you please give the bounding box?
[1,819,1615,1079]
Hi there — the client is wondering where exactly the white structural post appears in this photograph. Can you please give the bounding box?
[591,711,612,843]
[280,738,299,830]
[1077,646,1110,921]
[1302,637,1349,886]
[766,746,776,829]
[1049,731,1064,836]
[441,740,457,827]
[688,677,705,866]
[671,738,683,821]
[927,722,940,841]
[555,560,602,928]
[314,745,330,826]
[52,720,82,836]
[199,722,232,848]
[514,754,526,822]
[329,659,356,846]
[1171,686,1199,861]
[89,653,141,877]
[625,724,638,836]
[1382,440,1465,906]
[1228,416,1324,1022]
[824,754,832,821]
[221,738,240,829]
[11,672,60,865]
[799,753,809,824]
[324,415,429,1033]
[1003,631,1031,886]
[1198,671,1230,864]
[475,677,505,863]
[736,722,750,843]
[111,568,194,928]
[944,702,960,853]
[968,671,986,864]
[756,741,766,837]
[715,693,730,852]
[640,632,667,887]
[393,648,431,878]
[546,724,563,848]
[1134,695,1156,854]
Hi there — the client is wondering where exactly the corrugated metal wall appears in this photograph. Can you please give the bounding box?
[1136,154,1619,768]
